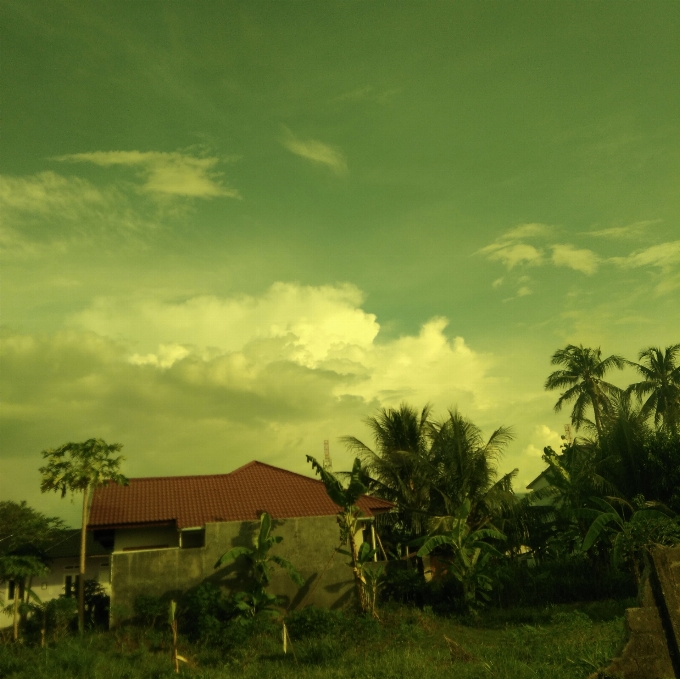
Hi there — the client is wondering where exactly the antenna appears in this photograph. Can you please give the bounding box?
[323,439,332,471]
[564,424,572,444]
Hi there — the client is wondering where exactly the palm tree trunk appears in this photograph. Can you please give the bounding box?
[12,581,19,641]
[78,485,89,634]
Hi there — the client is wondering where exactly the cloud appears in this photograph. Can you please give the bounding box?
[53,150,240,199]
[280,128,348,175]
[0,171,154,254]
[479,242,544,269]
[551,244,600,275]
[478,223,549,269]
[2,283,502,521]
[611,241,680,273]
[585,220,660,240]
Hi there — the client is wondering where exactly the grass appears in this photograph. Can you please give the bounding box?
[0,599,633,679]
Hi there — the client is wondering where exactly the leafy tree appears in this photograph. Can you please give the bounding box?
[0,554,48,641]
[0,501,66,556]
[307,455,375,615]
[39,438,127,633]
[578,496,680,583]
[627,343,680,431]
[545,344,625,437]
[417,499,506,611]
[215,511,304,589]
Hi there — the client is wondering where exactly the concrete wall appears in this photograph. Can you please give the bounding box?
[110,515,357,620]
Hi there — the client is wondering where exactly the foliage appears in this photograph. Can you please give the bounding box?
[0,501,66,556]
[0,602,628,679]
[545,344,625,435]
[578,496,680,581]
[39,438,127,634]
[627,343,680,430]
[181,582,228,642]
[307,455,376,616]
[417,499,506,611]
[215,511,304,588]
[133,594,168,629]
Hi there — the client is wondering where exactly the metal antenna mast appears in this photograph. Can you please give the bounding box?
[323,439,332,471]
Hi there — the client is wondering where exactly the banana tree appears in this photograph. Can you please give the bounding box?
[307,455,374,615]
[0,554,48,641]
[417,499,506,610]
[578,496,680,582]
[215,511,304,588]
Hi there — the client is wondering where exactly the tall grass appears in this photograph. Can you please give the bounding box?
[0,601,627,679]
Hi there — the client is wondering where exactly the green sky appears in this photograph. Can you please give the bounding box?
[1,1,679,525]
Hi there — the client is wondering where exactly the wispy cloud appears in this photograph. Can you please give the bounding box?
[584,220,660,240]
[280,128,348,175]
[477,224,549,269]
[53,150,240,199]
[611,240,680,272]
[551,244,600,275]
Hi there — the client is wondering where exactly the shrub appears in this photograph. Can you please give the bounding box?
[133,594,168,629]
[380,566,428,606]
[181,582,228,642]
[286,606,347,639]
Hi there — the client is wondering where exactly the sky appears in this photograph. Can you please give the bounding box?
[1,1,679,526]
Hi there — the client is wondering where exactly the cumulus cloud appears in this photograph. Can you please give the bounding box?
[53,150,240,199]
[2,282,504,520]
[280,128,348,175]
[551,244,600,275]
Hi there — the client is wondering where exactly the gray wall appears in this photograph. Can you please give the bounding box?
[110,515,356,620]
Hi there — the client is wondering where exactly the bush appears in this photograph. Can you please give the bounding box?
[380,565,428,606]
[181,582,229,643]
[285,606,347,639]
[133,594,168,629]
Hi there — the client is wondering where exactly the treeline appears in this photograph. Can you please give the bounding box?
[348,342,680,610]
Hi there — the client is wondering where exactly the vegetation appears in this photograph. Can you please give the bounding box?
[39,438,128,633]
[3,340,679,677]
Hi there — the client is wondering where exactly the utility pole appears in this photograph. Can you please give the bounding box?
[323,439,332,471]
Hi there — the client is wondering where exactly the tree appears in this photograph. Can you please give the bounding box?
[39,438,127,634]
[341,403,434,535]
[0,501,66,556]
[545,344,625,437]
[427,410,517,530]
[627,344,680,431]
[417,499,506,611]
[0,554,48,641]
[307,455,375,615]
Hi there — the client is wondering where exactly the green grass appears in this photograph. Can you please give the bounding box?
[0,600,632,679]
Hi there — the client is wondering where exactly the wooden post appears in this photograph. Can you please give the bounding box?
[78,485,89,634]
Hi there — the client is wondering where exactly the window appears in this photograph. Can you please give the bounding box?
[64,575,81,598]
[7,580,25,601]
[181,528,205,549]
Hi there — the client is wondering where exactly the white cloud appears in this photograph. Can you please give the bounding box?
[479,242,544,269]
[280,128,348,175]
[478,223,549,269]
[517,286,532,297]
[0,171,154,253]
[53,150,240,199]
[72,282,495,412]
[611,240,680,272]
[585,220,660,240]
[551,244,600,275]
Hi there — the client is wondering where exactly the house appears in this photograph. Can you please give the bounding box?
[1,531,111,628]
[87,460,393,618]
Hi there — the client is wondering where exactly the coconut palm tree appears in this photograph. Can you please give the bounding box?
[545,344,625,437]
[428,410,517,530]
[341,403,434,534]
[39,439,127,634]
[626,344,680,431]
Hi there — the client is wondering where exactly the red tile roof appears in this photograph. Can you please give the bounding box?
[89,461,393,530]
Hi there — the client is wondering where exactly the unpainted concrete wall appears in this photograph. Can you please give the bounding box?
[110,515,356,620]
